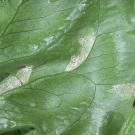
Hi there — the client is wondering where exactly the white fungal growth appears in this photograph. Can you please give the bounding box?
[0,65,33,95]
[112,83,135,97]
[65,33,96,71]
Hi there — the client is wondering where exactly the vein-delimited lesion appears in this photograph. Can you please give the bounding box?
[0,65,33,95]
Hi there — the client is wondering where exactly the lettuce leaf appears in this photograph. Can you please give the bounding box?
[0,0,135,135]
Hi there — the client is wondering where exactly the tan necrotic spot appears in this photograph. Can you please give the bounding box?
[65,33,96,71]
[112,83,135,97]
[0,65,33,95]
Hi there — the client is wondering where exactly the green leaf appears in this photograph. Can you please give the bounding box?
[0,0,135,135]
[119,109,135,135]
[0,0,96,72]
[0,73,95,134]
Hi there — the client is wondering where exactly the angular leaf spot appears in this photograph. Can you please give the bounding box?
[65,33,96,71]
[0,66,33,95]
[112,83,135,97]
[16,65,33,84]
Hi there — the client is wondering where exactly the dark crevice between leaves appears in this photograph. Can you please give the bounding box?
[100,111,125,135]
[0,126,34,135]
[132,99,135,107]
[0,72,10,82]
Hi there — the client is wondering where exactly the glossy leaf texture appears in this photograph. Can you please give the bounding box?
[0,0,135,135]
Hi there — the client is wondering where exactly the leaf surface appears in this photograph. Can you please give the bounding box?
[0,0,135,135]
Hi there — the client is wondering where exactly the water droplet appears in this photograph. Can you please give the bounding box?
[43,36,54,45]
